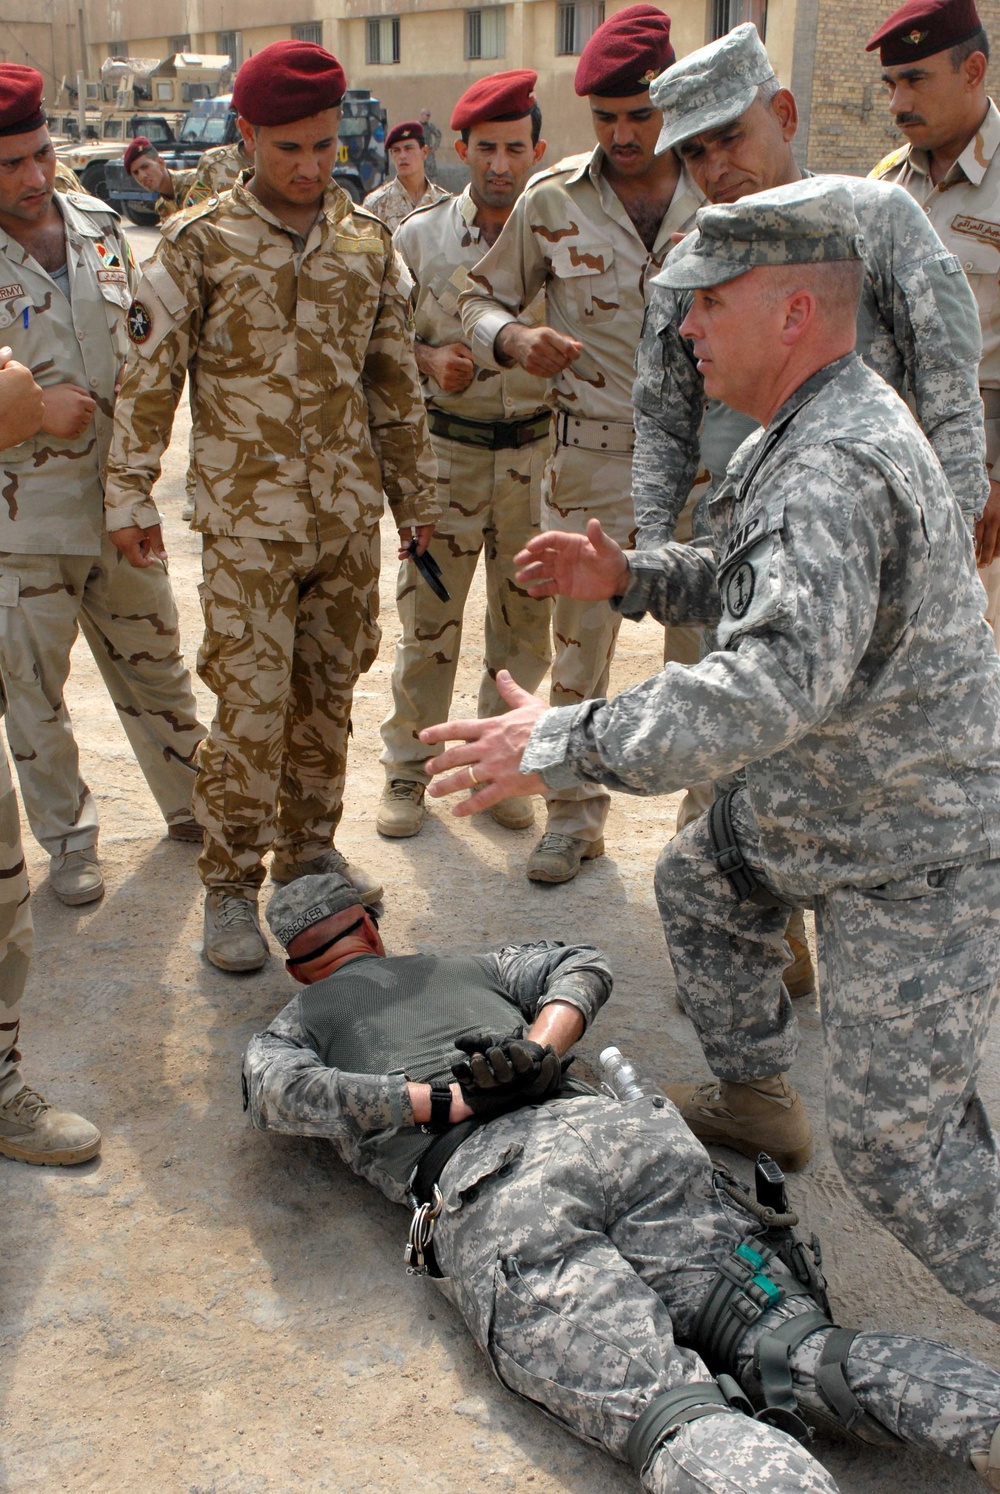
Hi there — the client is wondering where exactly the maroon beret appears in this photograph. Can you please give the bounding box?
[124,136,156,174]
[232,40,347,126]
[450,69,538,131]
[386,120,425,149]
[0,65,45,139]
[867,0,982,63]
[574,4,675,98]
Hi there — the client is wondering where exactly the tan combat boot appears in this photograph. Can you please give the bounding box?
[204,891,269,973]
[526,832,604,884]
[49,847,104,906]
[783,907,816,1000]
[377,779,425,838]
[0,1084,101,1166]
[166,816,204,844]
[269,846,383,906]
[665,1074,814,1172]
[488,795,536,831]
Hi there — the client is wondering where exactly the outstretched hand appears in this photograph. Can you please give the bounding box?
[420,670,547,816]
[514,518,630,600]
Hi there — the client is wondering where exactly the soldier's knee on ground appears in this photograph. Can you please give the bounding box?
[644,1411,839,1494]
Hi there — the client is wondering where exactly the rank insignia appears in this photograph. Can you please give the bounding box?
[127,300,152,343]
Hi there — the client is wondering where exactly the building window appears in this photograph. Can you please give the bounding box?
[467,7,506,60]
[293,22,323,44]
[366,16,401,64]
[556,2,604,56]
[169,34,191,54]
[217,31,244,69]
[106,39,127,59]
[711,0,766,41]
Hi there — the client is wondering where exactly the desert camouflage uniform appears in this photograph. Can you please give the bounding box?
[872,99,1000,644]
[52,160,83,194]
[154,166,198,223]
[0,688,30,1106]
[632,174,989,550]
[105,182,438,892]
[362,174,451,234]
[459,148,702,839]
[523,353,1000,1319]
[244,941,1000,1491]
[0,190,203,856]
[183,141,251,205]
[380,187,551,783]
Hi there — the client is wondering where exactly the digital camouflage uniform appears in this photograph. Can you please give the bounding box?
[0,189,204,857]
[872,97,1000,644]
[362,175,450,234]
[0,688,30,1106]
[380,187,552,785]
[105,181,438,892]
[459,147,702,839]
[524,343,1000,1320]
[243,940,1000,1492]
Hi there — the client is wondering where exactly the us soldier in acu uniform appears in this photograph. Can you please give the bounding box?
[362,121,450,234]
[0,65,205,909]
[105,41,438,975]
[869,0,1000,645]
[459,5,702,884]
[424,181,1000,1325]
[243,874,1000,1494]
[378,71,552,840]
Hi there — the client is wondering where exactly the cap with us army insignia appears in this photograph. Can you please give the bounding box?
[265,873,365,951]
[650,23,776,156]
[867,0,983,64]
[655,177,863,291]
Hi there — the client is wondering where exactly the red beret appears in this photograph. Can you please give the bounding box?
[386,120,425,149]
[867,0,982,63]
[0,65,45,139]
[232,40,347,126]
[124,136,155,174]
[450,69,538,131]
[574,4,675,98]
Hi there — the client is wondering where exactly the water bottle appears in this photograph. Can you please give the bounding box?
[599,1046,665,1105]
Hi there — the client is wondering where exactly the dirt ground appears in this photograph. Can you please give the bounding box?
[1,224,998,1494]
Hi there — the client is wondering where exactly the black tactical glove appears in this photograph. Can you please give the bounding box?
[451,1028,565,1117]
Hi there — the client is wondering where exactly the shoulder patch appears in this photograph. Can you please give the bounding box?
[870,144,909,179]
[161,194,221,241]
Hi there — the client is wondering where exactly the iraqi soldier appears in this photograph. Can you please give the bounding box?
[243,873,1000,1492]
[459,4,702,883]
[377,71,552,839]
[0,65,205,908]
[869,0,1000,645]
[0,348,100,1165]
[362,120,450,233]
[184,138,252,204]
[423,180,1000,1323]
[104,41,439,974]
[122,135,196,223]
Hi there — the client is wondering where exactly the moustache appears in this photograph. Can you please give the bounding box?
[895,114,926,127]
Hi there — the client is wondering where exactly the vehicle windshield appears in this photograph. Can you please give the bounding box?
[180,116,227,144]
[338,118,369,138]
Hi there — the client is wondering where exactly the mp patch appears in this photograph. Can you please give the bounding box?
[724,560,756,619]
[127,300,152,344]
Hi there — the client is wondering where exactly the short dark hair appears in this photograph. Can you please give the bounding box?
[951,26,989,68]
[461,102,542,147]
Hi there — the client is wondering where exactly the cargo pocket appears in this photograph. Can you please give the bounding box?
[196,586,286,708]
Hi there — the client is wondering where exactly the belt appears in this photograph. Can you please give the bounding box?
[427,408,550,450]
[555,409,635,455]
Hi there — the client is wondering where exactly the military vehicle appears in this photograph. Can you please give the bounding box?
[53,114,176,204]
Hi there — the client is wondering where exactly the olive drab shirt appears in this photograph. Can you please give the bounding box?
[363,175,450,235]
[0,190,136,555]
[104,181,439,541]
[393,186,547,423]
[459,146,703,423]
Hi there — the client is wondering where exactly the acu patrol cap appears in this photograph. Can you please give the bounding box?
[266,874,364,950]
[867,0,983,65]
[656,177,862,290]
[651,23,776,155]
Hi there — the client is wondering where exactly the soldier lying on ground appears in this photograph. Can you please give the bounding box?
[243,873,1000,1494]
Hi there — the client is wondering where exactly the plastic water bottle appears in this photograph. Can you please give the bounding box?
[599,1046,665,1105]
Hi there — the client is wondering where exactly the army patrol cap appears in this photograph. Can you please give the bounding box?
[651,23,776,155]
[266,874,364,950]
[655,178,862,290]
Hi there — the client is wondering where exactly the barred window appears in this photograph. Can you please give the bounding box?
[169,34,191,54]
[106,40,127,59]
[293,22,323,45]
[367,16,401,64]
[711,0,767,42]
[467,7,506,61]
[556,2,604,56]
[216,31,244,69]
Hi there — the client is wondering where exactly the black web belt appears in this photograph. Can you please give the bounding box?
[427,408,550,451]
[708,788,759,902]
